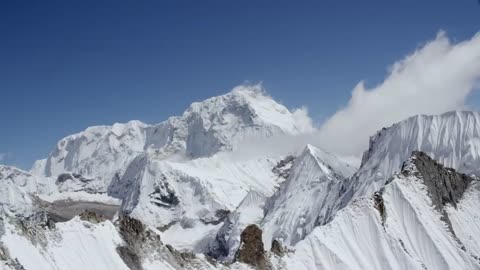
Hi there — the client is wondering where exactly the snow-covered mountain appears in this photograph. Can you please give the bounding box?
[344,111,480,205]
[30,86,312,195]
[285,151,480,270]
[2,88,480,270]
[262,145,356,248]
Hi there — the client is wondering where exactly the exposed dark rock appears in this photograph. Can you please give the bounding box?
[272,155,295,180]
[402,151,473,211]
[165,244,196,267]
[234,224,269,269]
[56,173,73,184]
[116,246,142,270]
[1,241,26,270]
[157,221,177,232]
[29,211,56,230]
[79,210,107,224]
[373,191,386,225]
[56,173,93,185]
[270,239,285,257]
[200,209,231,226]
[149,178,180,208]
[12,211,57,247]
[116,215,149,270]
[117,215,149,249]
[207,218,232,259]
[115,215,201,269]
[400,151,474,247]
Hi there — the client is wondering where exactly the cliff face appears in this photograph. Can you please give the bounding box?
[235,225,269,269]
[404,151,474,211]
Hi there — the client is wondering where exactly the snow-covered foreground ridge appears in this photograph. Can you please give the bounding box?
[2,87,480,269]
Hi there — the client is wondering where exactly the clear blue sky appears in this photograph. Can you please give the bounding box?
[1,0,479,169]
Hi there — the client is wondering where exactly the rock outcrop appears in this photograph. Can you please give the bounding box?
[234,225,269,269]
[401,151,476,243]
[79,210,107,224]
[270,239,285,257]
[403,151,474,211]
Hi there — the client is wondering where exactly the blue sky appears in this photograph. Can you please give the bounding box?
[1,0,479,169]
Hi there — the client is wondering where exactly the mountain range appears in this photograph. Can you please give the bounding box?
[1,86,479,270]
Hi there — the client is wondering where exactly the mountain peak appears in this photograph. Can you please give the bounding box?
[182,84,308,135]
[350,110,480,204]
[31,86,313,196]
[400,151,474,210]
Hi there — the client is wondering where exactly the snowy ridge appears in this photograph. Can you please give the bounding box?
[209,190,267,261]
[117,151,285,244]
[262,145,356,248]
[351,111,480,198]
[285,152,480,270]
[0,166,56,215]
[30,85,312,195]
[2,87,480,269]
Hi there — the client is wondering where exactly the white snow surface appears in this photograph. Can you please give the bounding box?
[1,217,130,270]
[262,145,356,248]
[285,167,480,270]
[30,86,312,194]
[118,152,285,235]
[352,111,480,199]
[210,190,268,261]
[2,87,480,270]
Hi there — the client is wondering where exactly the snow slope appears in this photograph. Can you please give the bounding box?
[351,111,480,198]
[0,215,237,270]
[285,153,480,270]
[3,87,480,270]
[30,85,312,196]
[262,145,356,248]
[209,190,268,261]
[117,151,287,253]
[2,217,129,270]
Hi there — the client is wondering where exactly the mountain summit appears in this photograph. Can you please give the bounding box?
[30,85,313,194]
[2,89,480,270]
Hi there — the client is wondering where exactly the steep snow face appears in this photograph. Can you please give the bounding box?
[31,86,312,194]
[350,111,480,201]
[32,120,148,193]
[262,145,356,248]
[447,182,480,257]
[0,165,55,195]
[181,86,312,158]
[118,152,284,233]
[0,216,233,270]
[286,153,480,270]
[0,166,56,216]
[209,190,267,261]
[1,217,130,270]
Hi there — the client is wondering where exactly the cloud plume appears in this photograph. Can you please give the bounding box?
[317,31,480,156]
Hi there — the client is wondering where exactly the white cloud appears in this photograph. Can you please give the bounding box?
[316,31,480,156]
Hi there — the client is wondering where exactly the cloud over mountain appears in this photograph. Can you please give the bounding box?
[317,31,480,156]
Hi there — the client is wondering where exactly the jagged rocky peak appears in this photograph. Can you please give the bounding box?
[262,145,356,248]
[401,151,475,210]
[347,111,480,201]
